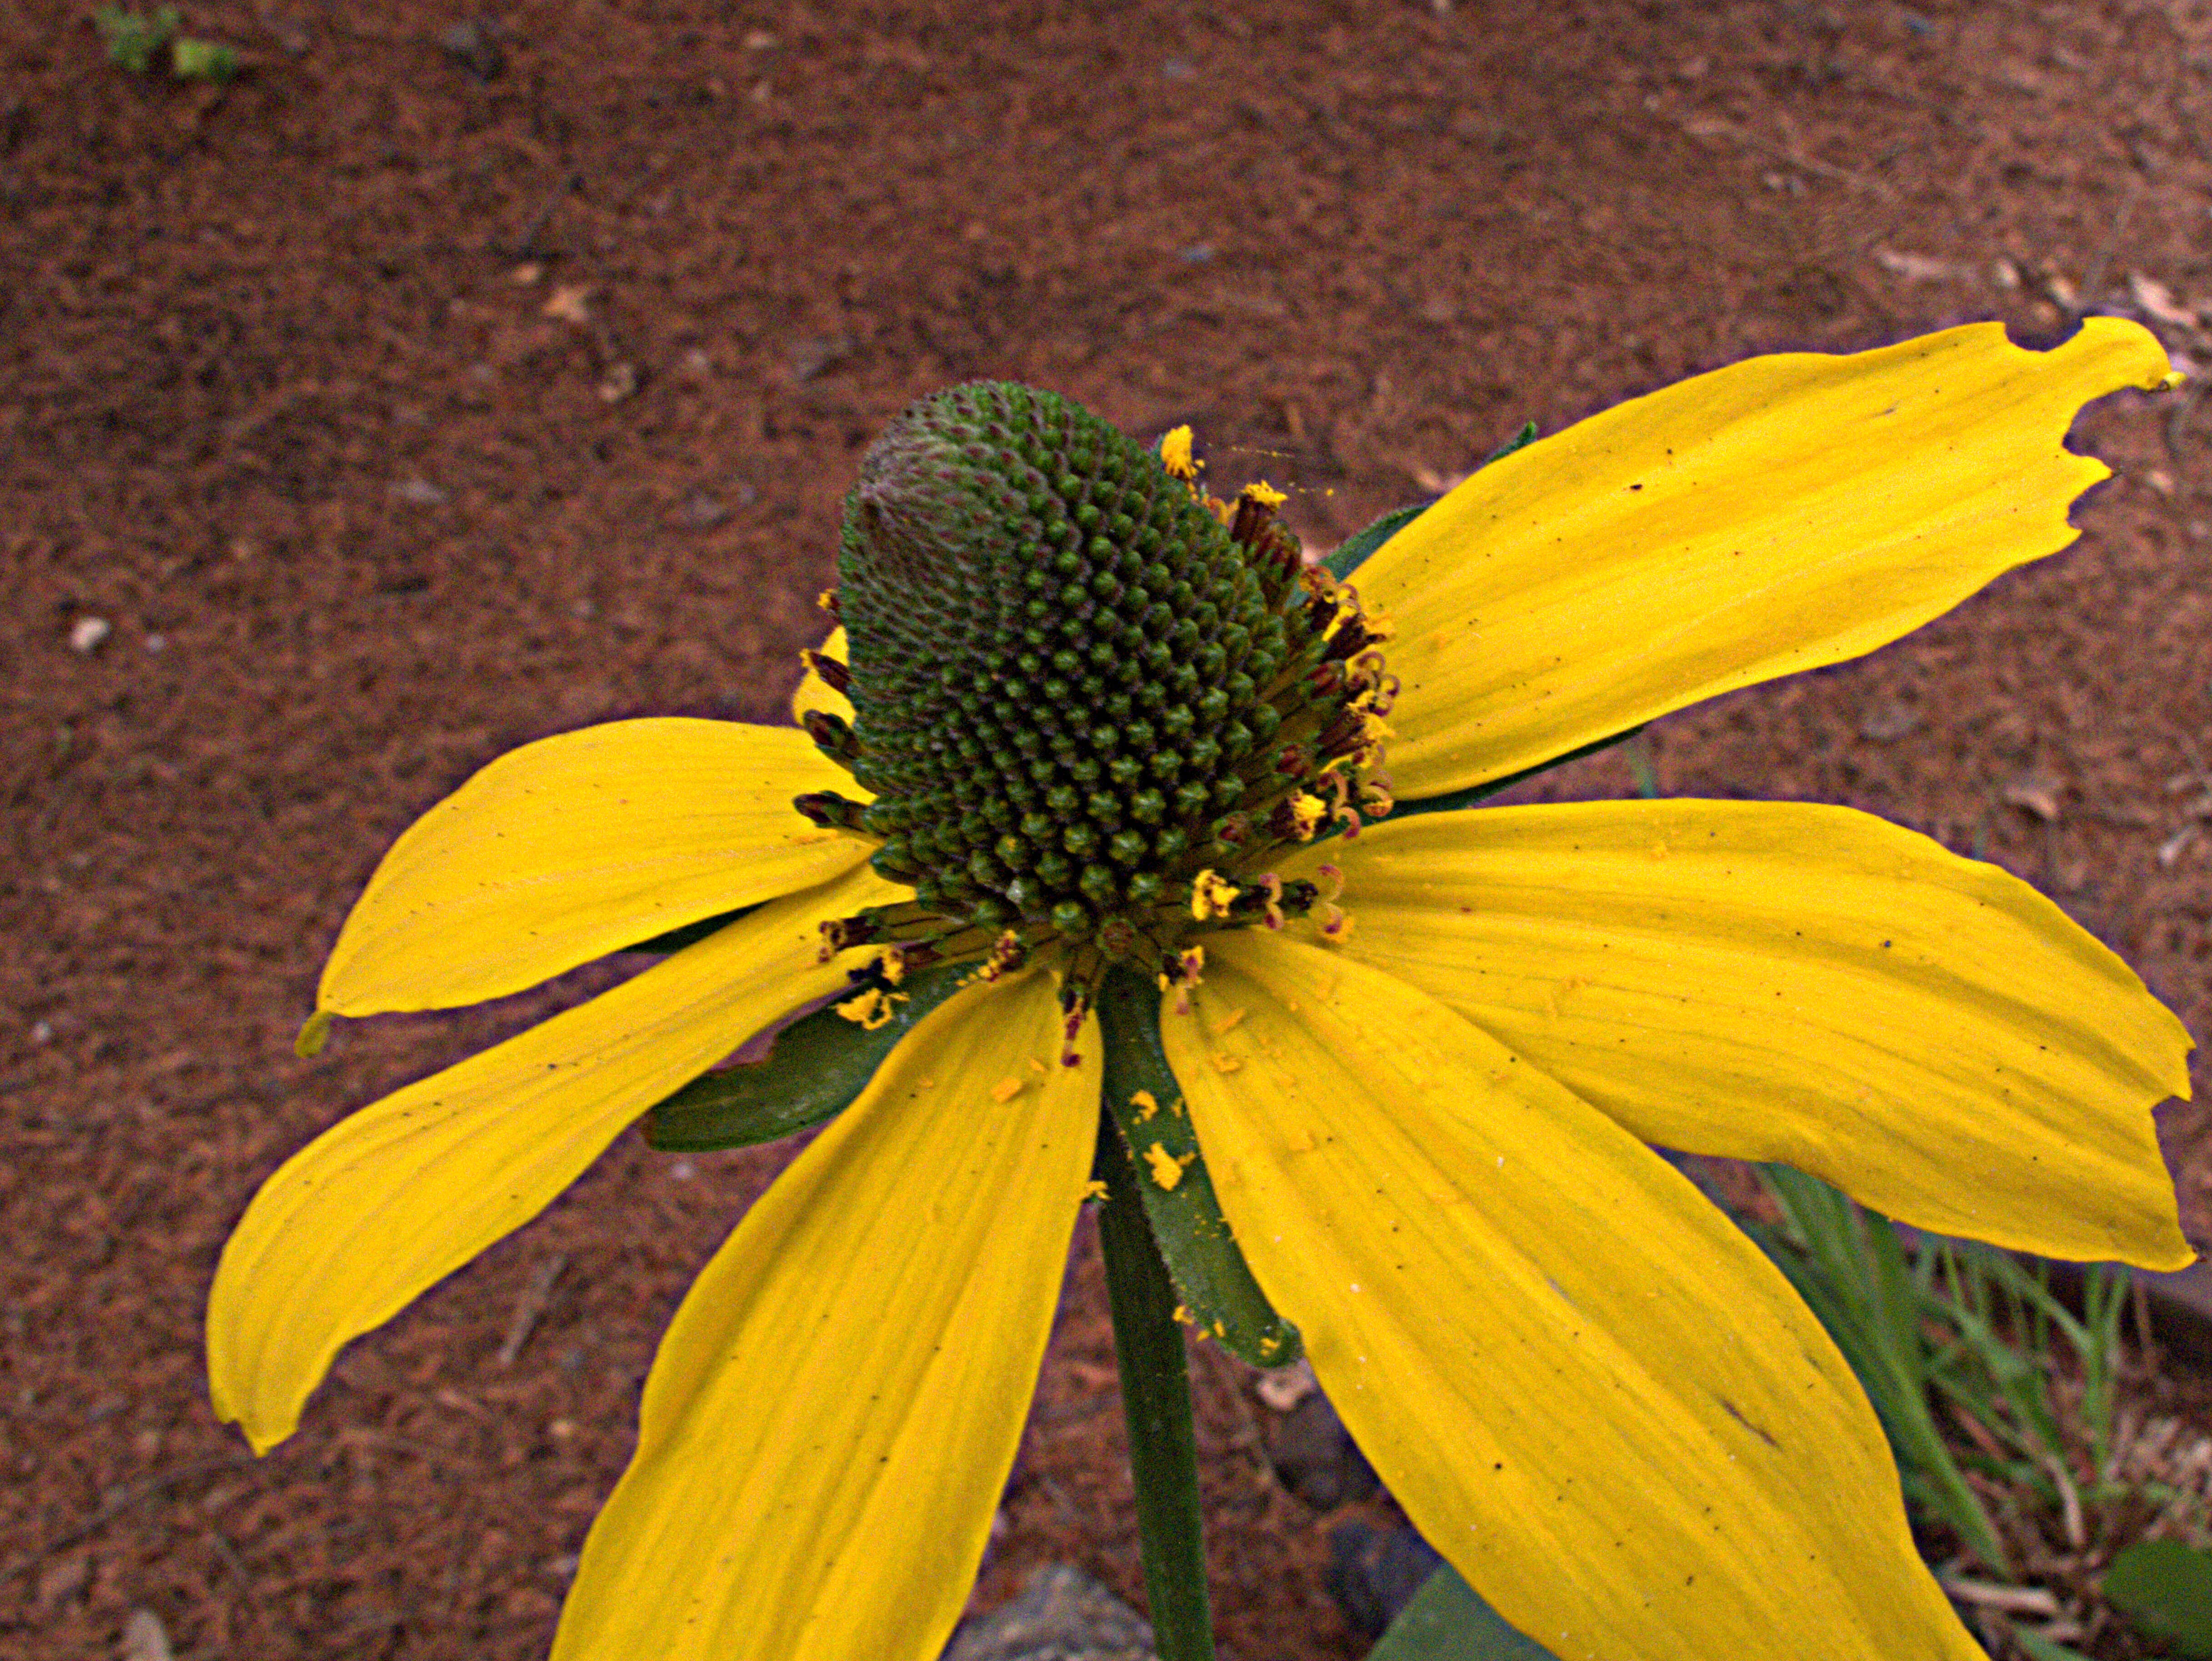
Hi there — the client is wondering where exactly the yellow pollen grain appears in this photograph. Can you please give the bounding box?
[1144,1141,1190,1190]
[1244,479,1287,507]
[1287,1128,1317,1153]
[1210,1053,1244,1075]
[1159,425,1197,480]
[1027,1057,1050,1076]
[1211,1008,1248,1036]
[1172,1304,1193,1325]
[873,948,908,986]
[1083,1180,1110,1202]
[1131,1088,1160,1122]
[990,1077,1024,1103]
[816,587,838,613]
[1649,840,1671,861]
[1191,869,1240,922]
[835,986,895,1030]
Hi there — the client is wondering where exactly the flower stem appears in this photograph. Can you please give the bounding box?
[1095,1104,1217,1661]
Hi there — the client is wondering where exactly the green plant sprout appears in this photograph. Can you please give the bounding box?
[94,6,237,82]
[94,5,177,72]
[1745,1164,2211,1659]
[169,35,237,82]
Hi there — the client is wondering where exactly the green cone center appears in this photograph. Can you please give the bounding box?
[797,381,1391,998]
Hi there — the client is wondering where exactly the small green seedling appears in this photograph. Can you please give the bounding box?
[2103,1539,2212,1657]
[170,36,237,81]
[94,7,237,82]
[94,5,178,72]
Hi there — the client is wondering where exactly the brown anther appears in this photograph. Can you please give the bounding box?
[1321,621,1375,663]
[793,791,869,832]
[979,929,1030,982]
[803,650,852,694]
[802,709,862,763]
[819,916,868,961]
[1274,743,1312,779]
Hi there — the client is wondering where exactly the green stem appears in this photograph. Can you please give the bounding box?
[1095,1105,1216,1661]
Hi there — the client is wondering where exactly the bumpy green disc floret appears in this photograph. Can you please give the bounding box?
[796,380,1393,1022]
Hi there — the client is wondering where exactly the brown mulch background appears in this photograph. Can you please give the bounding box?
[5,1,2211,1656]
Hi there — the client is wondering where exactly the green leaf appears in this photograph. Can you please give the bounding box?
[95,5,180,72]
[1096,967,1302,1370]
[1366,1565,1559,1661]
[2011,1632,2093,1661]
[1324,503,1428,581]
[1481,420,1540,466]
[641,962,967,1152]
[621,904,763,954]
[172,37,238,81]
[2104,1539,2212,1657]
[1322,420,1538,581]
[1383,726,1648,822]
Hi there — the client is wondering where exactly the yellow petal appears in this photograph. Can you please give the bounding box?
[1365,319,2175,797]
[550,969,1096,1661]
[793,624,854,725]
[1322,801,2191,1266]
[208,863,894,1453]
[320,719,868,1017]
[1167,933,1982,1661]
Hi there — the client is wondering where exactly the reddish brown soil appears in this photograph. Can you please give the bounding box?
[5,1,2210,1657]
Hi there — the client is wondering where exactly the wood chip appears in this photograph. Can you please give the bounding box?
[2001,771,2064,822]
[2129,270,2200,327]
[496,1255,568,1368]
[1938,1578,2060,1615]
[1256,1357,1319,1413]
[121,1609,173,1661]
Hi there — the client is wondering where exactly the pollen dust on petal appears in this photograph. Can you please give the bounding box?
[1145,1141,1197,1190]
[1210,1008,1248,1036]
[1209,1053,1244,1075]
[835,986,896,1030]
[991,1077,1024,1103]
